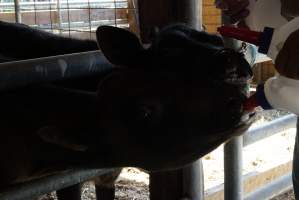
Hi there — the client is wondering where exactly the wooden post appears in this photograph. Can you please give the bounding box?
[138,0,204,199]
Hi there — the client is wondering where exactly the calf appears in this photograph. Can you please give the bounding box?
[0,21,98,61]
[0,22,253,199]
[0,21,119,200]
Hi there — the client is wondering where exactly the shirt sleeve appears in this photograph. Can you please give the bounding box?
[280,0,299,20]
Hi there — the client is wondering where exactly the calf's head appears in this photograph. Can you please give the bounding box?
[89,25,253,170]
[39,25,253,171]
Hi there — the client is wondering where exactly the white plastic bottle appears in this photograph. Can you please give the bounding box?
[266,16,299,61]
[260,17,299,113]
[218,1,299,60]
[245,0,299,114]
[264,76,299,115]
[245,0,287,31]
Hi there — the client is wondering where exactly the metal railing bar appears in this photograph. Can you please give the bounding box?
[0,1,128,10]
[224,136,244,200]
[243,114,297,147]
[0,168,116,200]
[223,112,296,200]
[0,50,114,91]
[222,12,243,200]
[15,7,136,11]
[13,0,21,23]
[244,173,292,200]
[0,0,128,6]
[35,19,128,30]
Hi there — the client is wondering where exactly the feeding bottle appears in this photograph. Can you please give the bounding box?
[218,0,299,114]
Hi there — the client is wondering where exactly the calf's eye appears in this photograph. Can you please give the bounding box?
[133,100,163,125]
[137,105,153,121]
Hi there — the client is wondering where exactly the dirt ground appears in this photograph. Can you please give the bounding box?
[38,168,150,200]
[271,190,295,200]
[39,172,296,200]
[38,110,296,200]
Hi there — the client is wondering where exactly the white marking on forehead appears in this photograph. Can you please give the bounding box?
[35,65,48,77]
[58,59,68,77]
[88,62,96,72]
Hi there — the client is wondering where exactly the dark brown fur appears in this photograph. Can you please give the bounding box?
[0,22,253,199]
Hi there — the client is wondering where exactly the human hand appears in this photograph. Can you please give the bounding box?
[215,0,250,24]
[275,29,299,79]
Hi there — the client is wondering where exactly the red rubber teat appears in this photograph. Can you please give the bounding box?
[243,93,259,111]
[217,26,262,46]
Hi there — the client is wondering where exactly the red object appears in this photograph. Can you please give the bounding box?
[217,26,262,46]
[243,93,259,111]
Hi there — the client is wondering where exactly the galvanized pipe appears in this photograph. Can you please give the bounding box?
[179,1,204,199]
[224,136,244,200]
[245,173,292,200]
[13,0,21,23]
[0,50,114,91]
[56,0,63,34]
[182,159,204,200]
[222,11,244,200]
[223,113,296,200]
[180,1,204,199]
[0,169,115,200]
[243,114,297,146]
[176,0,201,30]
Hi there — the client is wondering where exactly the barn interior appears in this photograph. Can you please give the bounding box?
[0,0,295,200]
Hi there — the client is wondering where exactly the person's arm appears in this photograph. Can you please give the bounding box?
[275,29,299,79]
[215,0,250,24]
[276,1,299,79]
[280,0,299,20]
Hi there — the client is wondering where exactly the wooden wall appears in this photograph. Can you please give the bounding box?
[202,0,221,33]
[252,61,276,84]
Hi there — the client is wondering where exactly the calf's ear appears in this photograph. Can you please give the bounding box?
[96,26,143,66]
[37,126,88,152]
